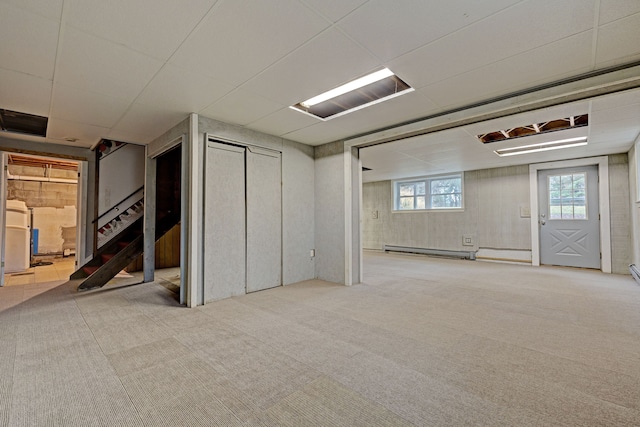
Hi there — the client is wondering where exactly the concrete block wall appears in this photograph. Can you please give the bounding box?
[7,165,77,255]
[7,165,77,208]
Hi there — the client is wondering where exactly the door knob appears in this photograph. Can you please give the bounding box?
[540,219,546,225]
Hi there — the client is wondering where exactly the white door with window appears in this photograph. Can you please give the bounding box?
[538,165,600,269]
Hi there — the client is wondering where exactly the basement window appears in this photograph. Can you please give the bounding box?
[393,173,463,212]
[290,68,414,120]
[0,109,48,137]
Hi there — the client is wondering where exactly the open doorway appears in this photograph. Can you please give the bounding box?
[2,153,81,286]
[126,143,182,294]
[154,144,182,294]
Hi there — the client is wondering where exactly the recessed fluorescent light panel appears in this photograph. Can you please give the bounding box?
[494,136,588,157]
[478,115,588,144]
[290,68,414,120]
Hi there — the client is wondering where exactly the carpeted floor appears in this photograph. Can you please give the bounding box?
[0,251,639,426]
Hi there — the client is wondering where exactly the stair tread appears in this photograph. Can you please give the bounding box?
[83,266,99,275]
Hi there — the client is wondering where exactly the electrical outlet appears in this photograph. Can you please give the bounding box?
[310,249,315,257]
[371,210,379,219]
[462,234,474,246]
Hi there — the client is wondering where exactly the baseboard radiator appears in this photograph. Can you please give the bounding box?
[383,245,476,260]
[630,264,640,285]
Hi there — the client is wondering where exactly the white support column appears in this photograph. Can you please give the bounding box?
[0,153,7,286]
[186,113,201,307]
[143,151,156,283]
[343,144,353,286]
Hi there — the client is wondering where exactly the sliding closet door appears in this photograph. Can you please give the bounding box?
[246,147,282,293]
[204,142,246,303]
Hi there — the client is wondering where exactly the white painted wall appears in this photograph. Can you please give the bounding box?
[283,140,315,285]
[32,206,76,254]
[98,144,145,216]
[363,168,520,253]
[314,141,346,284]
[198,117,315,288]
[629,141,640,269]
[609,153,631,274]
[362,159,631,274]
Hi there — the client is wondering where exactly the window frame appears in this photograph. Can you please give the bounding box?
[392,173,464,212]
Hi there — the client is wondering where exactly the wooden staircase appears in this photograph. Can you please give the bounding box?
[72,211,181,292]
[72,216,144,291]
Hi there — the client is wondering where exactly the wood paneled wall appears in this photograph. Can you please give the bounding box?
[126,222,180,272]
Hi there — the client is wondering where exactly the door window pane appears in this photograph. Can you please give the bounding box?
[548,172,587,220]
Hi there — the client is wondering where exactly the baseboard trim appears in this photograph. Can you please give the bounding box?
[476,248,532,265]
[383,245,476,260]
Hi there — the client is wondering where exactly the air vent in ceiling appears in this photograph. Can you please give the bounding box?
[477,115,588,144]
[0,109,48,137]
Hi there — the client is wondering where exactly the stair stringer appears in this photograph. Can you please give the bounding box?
[77,235,143,291]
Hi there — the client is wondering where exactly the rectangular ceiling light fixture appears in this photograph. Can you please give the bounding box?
[494,136,588,157]
[0,109,48,137]
[290,68,414,120]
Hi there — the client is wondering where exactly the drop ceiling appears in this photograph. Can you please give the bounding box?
[0,0,639,181]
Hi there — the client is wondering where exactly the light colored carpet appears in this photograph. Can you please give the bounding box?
[0,251,639,426]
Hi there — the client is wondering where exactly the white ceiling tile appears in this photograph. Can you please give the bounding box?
[423,32,593,110]
[106,128,149,146]
[64,0,217,60]
[595,13,640,67]
[389,0,595,89]
[301,0,367,23]
[51,84,131,128]
[200,88,283,126]
[46,118,109,147]
[136,64,234,114]
[591,88,640,111]
[589,125,639,146]
[113,103,188,144]
[56,26,163,102]
[388,128,472,154]
[241,29,381,106]
[599,0,640,25]
[170,0,329,86]
[334,91,440,136]
[248,107,319,137]
[590,102,640,124]
[0,0,63,20]
[283,121,352,146]
[340,0,526,62]
[0,68,52,116]
[0,3,59,79]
